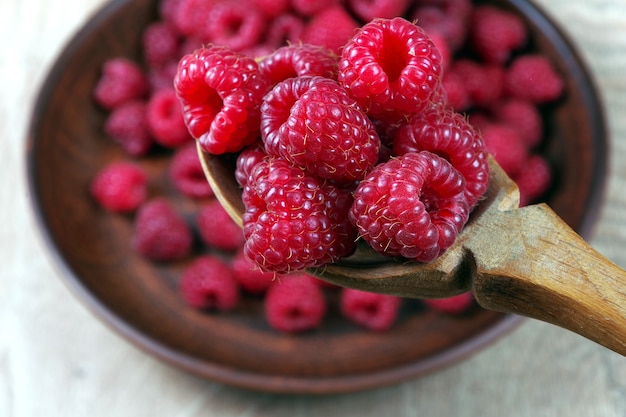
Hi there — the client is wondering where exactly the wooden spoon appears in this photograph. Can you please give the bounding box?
[199,145,626,356]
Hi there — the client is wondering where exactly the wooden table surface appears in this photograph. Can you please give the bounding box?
[2,0,625,415]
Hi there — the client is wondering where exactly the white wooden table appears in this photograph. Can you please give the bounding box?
[2,1,625,415]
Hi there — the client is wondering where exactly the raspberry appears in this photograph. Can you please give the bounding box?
[104,100,153,157]
[423,291,474,314]
[260,76,380,182]
[231,247,276,294]
[174,45,269,154]
[393,106,489,208]
[172,0,216,38]
[147,60,179,92]
[132,198,193,261]
[447,59,505,108]
[180,255,240,311]
[291,0,341,17]
[258,44,338,87]
[203,0,267,52]
[197,199,245,250]
[441,71,471,112]
[242,157,357,274]
[159,0,184,28]
[235,141,267,187]
[340,288,402,331]
[338,17,443,119]
[469,5,527,64]
[491,98,543,148]
[146,88,192,148]
[480,122,528,177]
[90,161,148,213]
[93,58,149,110]
[347,0,411,22]
[513,154,553,206]
[264,274,326,332]
[142,22,180,68]
[349,151,470,262]
[264,14,306,48]
[251,0,289,18]
[169,143,214,199]
[505,55,565,103]
[411,0,472,52]
[302,5,360,54]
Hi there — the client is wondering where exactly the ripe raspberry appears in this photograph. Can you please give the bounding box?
[242,157,357,274]
[447,59,505,108]
[513,154,553,206]
[340,288,402,331]
[491,98,543,148]
[159,0,184,28]
[231,247,276,294]
[132,198,193,261]
[251,0,289,18]
[411,0,472,52]
[347,0,411,22]
[264,274,326,333]
[180,255,240,311]
[260,76,380,182]
[470,5,527,64]
[394,107,489,208]
[349,151,470,262]
[93,58,149,110]
[505,55,565,103]
[147,60,179,92]
[441,71,471,112]
[235,141,267,187]
[169,143,214,199]
[291,0,341,17]
[146,88,192,148]
[423,291,474,314]
[104,100,153,157]
[174,45,269,154]
[480,122,528,177]
[264,14,306,48]
[338,17,443,119]
[90,161,148,213]
[172,0,216,38]
[197,199,245,251]
[302,5,360,54]
[142,22,180,68]
[258,44,338,87]
[202,0,267,52]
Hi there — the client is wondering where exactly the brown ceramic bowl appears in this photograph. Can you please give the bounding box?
[27,0,607,394]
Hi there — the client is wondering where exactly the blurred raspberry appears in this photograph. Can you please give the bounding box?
[505,55,565,103]
[513,154,553,206]
[348,0,411,22]
[441,71,471,112]
[265,14,306,48]
[146,88,192,148]
[340,288,402,331]
[448,59,505,108]
[142,22,180,68]
[180,255,240,311]
[197,199,245,251]
[169,143,214,199]
[412,0,472,52]
[423,291,474,314]
[104,100,153,157]
[491,98,543,148]
[470,5,527,64]
[231,247,276,294]
[480,122,528,177]
[93,58,149,110]
[90,161,148,213]
[291,0,341,17]
[203,0,267,52]
[251,0,289,18]
[302,5,360,54]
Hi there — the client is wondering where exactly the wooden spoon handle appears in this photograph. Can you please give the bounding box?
[468,203,626,355]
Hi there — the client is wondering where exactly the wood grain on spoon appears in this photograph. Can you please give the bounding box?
[199,145,626,356]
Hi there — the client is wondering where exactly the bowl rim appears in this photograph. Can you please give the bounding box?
[24,0,608,394]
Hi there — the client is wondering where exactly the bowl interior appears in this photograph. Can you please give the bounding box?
[26,0,607,393]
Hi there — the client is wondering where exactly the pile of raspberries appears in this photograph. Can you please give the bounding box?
[90,0,564,333]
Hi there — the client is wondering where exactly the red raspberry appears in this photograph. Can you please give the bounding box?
[251,0,289,18]
[172,0,216,39]
[505,55,565,103]
[264,14,306,48]
[513,154,553,206]
[159,0,184,29]
[447,59,505,108]
[441,71,471,112]
[180,255,240,311]
[90,161,148,213]
[169,143,214,199]
[146,88,192,148]
[235,141,267,187]
[291,0,341,17]
[242,157,357,274]
[347,0,411,22]
[411,0,472,52]
[104,100,153,157]
[470,5,527,64]
[197,199,245,250]
[258,44,338,87]
[480,122,528,177]
[349,151,470,262]
[264,274,326,333]
[147,60,179,92]
[340,288,402,332]
[338,17,443,119]
[393,106,489,208]
[260,76,380,182]
[231,247,276,294]
[93,58,149,110]
[174,45,269,154]
[142,22,180,68]
[132,198,193,261]
[491,98,543,148]
[302,5,360,54]
[423,291,474,314]
[203,0,267,52]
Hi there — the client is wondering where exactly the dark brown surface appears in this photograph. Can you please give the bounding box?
[26,0,607,394]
